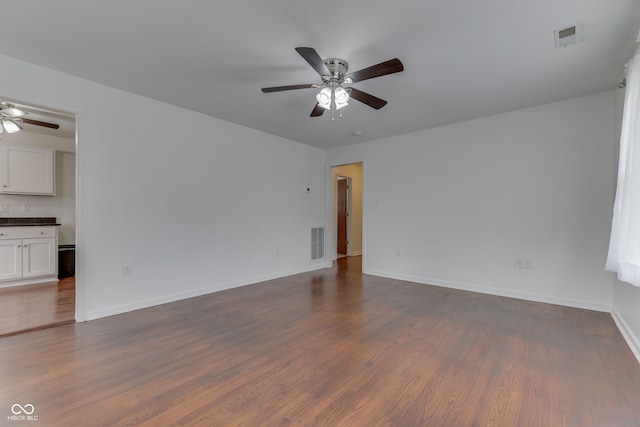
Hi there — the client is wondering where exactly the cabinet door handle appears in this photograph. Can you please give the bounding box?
[17,245,21,248]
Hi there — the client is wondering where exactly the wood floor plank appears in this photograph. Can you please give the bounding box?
[1,257,639,426]
[0,278,75,337]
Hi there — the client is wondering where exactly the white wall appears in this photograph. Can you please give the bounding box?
[0,54,326,320]
[0,133,76,245]
[328,91,615,311]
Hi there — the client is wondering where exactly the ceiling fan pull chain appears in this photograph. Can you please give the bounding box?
[331,86,336,121]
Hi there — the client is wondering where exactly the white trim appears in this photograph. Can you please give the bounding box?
[348,250,363,256]
[611,307,640,365]
[74,112,85,321]
[325,160,366,269]
[364,268,611,313]
[0,275,59,288]
[85,263,325,321]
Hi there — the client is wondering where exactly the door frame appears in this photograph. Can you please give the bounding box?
[336,175,350,255]
[0,93,83,321]
[326,161,365,269]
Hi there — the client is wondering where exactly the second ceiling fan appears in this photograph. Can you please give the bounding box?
[0,101,60,136]
[261,47,404,119]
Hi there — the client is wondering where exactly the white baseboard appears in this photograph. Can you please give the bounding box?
[0,275,59,289]
[611,308,640,365]
[364,269,611,313]
[86,263,326,321]
[347,250,363,256]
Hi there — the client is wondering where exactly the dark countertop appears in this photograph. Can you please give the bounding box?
[0,217,60,227]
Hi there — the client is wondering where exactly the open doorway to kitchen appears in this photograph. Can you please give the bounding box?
[0,99,76,336]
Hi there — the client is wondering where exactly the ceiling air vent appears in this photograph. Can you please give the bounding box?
[555,23,582,48]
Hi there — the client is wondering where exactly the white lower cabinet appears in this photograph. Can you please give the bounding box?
[0,239,22,281]
[0,227,58,286]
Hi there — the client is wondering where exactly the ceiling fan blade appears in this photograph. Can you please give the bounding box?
[295,47,330,76]
[262,84,316,93]
[348,88,387,110]
[310,103,325,117]
[347,58,404,83]
[20,118,60,129]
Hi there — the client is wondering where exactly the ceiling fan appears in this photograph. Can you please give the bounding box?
[261,47,404,119]
[0,101,60,136]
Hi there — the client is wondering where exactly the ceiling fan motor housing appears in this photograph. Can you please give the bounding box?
[322,58,349,84]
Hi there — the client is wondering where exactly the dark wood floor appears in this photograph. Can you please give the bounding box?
[1,257,639,426]
[0,277,75,337]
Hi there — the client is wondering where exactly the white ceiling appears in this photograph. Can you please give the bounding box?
[0,0,638,150]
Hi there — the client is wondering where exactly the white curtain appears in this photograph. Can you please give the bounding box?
[606,41,640,287]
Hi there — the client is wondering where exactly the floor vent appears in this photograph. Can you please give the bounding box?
[311,227,325,261]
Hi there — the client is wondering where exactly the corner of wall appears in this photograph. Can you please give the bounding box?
[611,301,640,364]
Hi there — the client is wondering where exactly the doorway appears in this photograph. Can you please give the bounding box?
[331,163,363,262]
[0,98,77,335]
[337,176,348,255]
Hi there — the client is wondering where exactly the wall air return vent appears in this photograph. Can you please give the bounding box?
[311,227,325,261]
[555,23,582,48]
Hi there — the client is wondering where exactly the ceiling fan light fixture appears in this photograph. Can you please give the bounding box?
[1,107,28,117]
[2,118,22,133]
[334,86,349,110]
[316,87,332,110]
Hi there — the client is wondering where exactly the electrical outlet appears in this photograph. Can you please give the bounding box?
[122,264,132,276]
[524,258,533,269]
[22,204,31,214]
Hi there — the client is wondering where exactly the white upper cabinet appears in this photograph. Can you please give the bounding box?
[0,144,55,195]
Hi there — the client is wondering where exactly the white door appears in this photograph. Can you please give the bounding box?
[0,239,22,280]
[22,238,56,278]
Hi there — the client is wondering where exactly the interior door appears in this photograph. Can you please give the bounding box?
[337,178,348,254]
